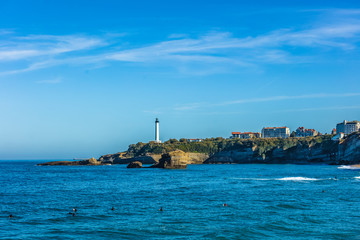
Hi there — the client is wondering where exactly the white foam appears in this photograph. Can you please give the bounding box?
[231,177,320,181]
[354,176,360,179]
[276,177,319,181]
[338,165,360,170]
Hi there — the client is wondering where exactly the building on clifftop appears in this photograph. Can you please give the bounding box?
[331,128,336,135]
[261,127,290,138]
[336,120,360,135]
[295,127,318,137]
[230,132,261,139]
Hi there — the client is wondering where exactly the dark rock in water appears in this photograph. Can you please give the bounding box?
[38,161,78,166]
[127,161,143,168]
[150,150,188,169]
[99,152,160,164]
[114,155,158,164]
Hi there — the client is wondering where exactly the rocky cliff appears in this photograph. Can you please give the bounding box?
[337,132,360,164]
[38,133,360,166]
[205,134,360,165]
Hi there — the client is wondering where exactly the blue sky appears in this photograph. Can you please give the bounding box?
[1,0,360,159]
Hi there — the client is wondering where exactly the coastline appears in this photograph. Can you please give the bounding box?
[37,132,360,167]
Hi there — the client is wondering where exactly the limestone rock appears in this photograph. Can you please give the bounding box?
[87,157,99,165]
[127,161,143,168]
[151,150,188,169]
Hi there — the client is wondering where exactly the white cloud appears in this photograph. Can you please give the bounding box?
[35,77,62,84]
[102,22,360,64]
[219,93,360,106]
[0,34,106,62]
[275,105,360,113]
[168,93,360,113]
[174,102,204,111]
[1,11,360,75]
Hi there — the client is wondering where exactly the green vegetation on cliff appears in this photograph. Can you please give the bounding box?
[126,135,336,158]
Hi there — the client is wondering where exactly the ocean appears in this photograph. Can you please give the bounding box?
[1,161,360,239]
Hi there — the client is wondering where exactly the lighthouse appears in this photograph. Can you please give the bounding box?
[155,118,161,143]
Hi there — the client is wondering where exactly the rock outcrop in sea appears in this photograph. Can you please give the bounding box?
[150,150,188,169]
[126,161,143,168]
[99,152,161,164]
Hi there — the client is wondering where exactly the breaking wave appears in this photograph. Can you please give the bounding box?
[231,177,321,181]
[338,165,360,170]
[276,177,319,181]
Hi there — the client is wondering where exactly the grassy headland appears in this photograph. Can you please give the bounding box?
[126,135,337,158]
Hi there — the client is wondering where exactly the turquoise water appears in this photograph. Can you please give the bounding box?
[1,161,360,239]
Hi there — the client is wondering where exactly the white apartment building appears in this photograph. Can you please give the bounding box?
[336,120,360,135]
[261,126,290,138]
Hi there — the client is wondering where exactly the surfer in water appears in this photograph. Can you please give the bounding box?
[111,207,115,211]
[159,207,163,211]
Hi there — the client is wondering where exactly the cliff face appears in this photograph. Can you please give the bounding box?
[338,132,360,164]
[38,134,360,166]
[204,139,341,164]
[187,153,209,164]
[204,134,360,164]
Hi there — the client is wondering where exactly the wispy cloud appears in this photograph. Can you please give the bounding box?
[0,34,107,62]
[1,9,360,75]
[168,33,189,39]
[304,8,360,16]
[35,77,62,84]
[168,92,360,113]
[174,102,205,111]
[275,105,360,113]
[219,93,360,106]
[103,24,360,64]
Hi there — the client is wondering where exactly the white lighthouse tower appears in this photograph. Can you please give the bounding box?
[155,118,161,143]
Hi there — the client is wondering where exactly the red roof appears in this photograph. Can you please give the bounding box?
[263,126,287,129]
[232,132,260,135]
